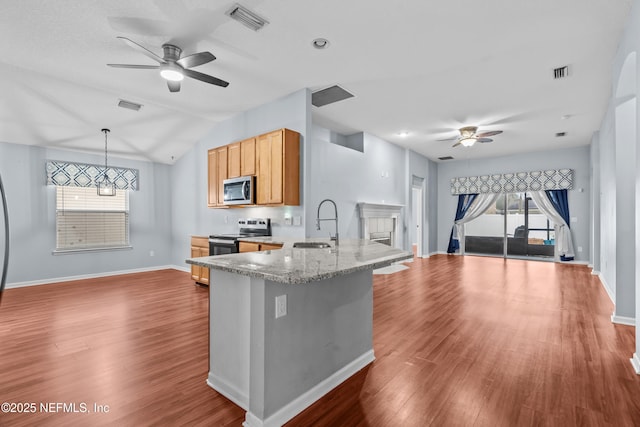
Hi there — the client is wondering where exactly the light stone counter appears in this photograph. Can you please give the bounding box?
[187,238,413,284]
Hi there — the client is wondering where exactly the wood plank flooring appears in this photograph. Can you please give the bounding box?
[1,255,639,426]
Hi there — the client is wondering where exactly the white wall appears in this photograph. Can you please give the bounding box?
[436,146,591,261]
[0,141,173,286]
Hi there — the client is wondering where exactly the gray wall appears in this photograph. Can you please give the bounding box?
[593,0,640,325]
[170,89,311,269]
[305,127,405,244]
[436,146,591,262]
[0,141,173,286]
[305,125,436,253]
[406,149,438,255]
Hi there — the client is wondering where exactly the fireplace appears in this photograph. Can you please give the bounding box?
[358,203,404,249]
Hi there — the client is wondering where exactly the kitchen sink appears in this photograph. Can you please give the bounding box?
[292,242,332,249]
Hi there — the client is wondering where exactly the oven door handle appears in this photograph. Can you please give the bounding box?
[208,238,237,245]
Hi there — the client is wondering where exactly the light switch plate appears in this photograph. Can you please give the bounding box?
[293,216,301,226]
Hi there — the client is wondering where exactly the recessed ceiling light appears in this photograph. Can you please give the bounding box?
[398,131,410,137]
[312,38,330,49]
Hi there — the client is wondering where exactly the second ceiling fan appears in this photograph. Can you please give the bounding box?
[440,126,503,147]
[107,36,229,92]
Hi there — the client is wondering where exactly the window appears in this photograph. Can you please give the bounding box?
[55,186,130,251]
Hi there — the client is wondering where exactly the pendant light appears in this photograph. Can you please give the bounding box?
[97,128,116,196]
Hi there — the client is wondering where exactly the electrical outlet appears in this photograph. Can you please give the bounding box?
[578,246,583,252]
[284,216,292,226]
[293,216,301,226]
[275,295,287,318]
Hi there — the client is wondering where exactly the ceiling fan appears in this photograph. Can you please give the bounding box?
[107,36,229,92]
[439,126,503,147]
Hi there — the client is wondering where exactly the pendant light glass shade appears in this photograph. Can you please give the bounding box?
[97,128,116,196]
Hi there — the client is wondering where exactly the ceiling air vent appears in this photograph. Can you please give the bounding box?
[312,85,355,107]
[555,132,566,137]
[226,4,269,31]
[118,99,143,111]
[438,156,454,161]
[553,65,569,79]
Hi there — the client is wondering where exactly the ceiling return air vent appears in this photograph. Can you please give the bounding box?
[553,65,569,79]
[438,156,454,161]
[226,4,269,31]
[312,85,355,107]
[555,132,566,137]
[117,99,142,111]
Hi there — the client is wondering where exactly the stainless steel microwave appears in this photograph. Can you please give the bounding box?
[223,176,255,205]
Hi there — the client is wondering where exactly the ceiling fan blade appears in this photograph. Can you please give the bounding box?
[476,130,503,138]
[452,141,462,148]
[107,64,159,69]
[177,52,216,69]
[477,138,493,143]
[183,69,229,87]
[167,80,181,93]
[117,36,165,64]
[437,137,458,142]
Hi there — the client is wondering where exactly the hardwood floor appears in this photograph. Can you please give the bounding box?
[1,256,639,426]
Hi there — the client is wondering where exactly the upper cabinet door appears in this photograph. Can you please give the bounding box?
[207,149,218,207]
[256,129,299,206]
[216,146,228,205]
[227,142,241,178]
[240,137,256,176]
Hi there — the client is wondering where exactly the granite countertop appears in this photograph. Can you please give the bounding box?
[186,238,413,284]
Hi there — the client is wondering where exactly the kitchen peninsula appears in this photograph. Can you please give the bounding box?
[186,238,412,427]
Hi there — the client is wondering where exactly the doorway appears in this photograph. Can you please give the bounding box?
[411,178,425,258]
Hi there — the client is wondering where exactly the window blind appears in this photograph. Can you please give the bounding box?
[56,186,129,251]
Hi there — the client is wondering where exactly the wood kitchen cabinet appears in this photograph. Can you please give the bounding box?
[207,146,228,207]
[228,137,256,178]
[238,241,283,253]
[190,236,210,286]
[256,129,300,206]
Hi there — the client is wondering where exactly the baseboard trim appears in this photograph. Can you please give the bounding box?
[598,274,615,304]
[591,269,600,276]
[207,373,249,411]
[243,349,375,427]
[631,353,640,374]
[4,265,184,289]
[611,314,635,326]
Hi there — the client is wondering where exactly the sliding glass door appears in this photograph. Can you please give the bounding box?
[465,192,555,259]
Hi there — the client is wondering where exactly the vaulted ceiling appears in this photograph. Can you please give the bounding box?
[0,0,632,164]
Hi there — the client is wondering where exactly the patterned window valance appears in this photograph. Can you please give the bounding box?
[450,168,573,195]
[46,160,139,191]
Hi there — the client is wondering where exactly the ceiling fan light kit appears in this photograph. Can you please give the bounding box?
[460,137,476,147]
[160,63,184,82]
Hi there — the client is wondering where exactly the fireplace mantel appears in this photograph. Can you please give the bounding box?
[357,203,404,218]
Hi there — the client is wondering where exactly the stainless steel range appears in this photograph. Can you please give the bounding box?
[209,218,272,256]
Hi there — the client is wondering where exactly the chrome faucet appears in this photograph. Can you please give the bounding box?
[316,199,339,245]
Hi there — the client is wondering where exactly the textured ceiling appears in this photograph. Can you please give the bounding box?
[0,0,632,164]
